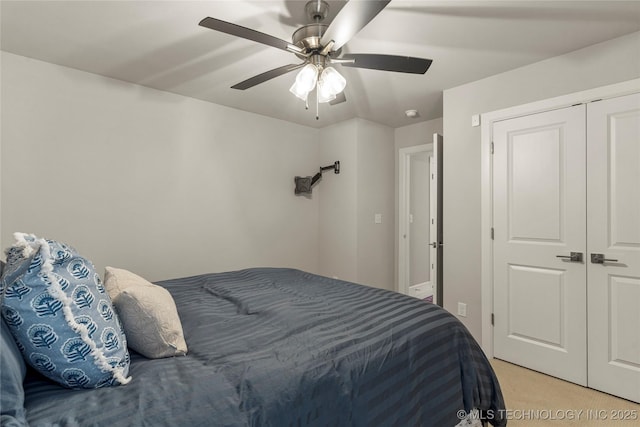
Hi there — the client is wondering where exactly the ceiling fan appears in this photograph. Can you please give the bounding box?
[199,0,432,119]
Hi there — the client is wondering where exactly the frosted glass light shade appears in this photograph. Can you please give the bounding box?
[317,79,336,103]
[295,64,319,92]
[320,67,346,95]
[289,63,347,105]
[289,81,310,101]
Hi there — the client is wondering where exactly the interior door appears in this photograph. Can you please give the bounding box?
[409,149,432,298]
[587,93,640,403]
[398,138,442,306]
[492,105,588,385]
[399,145,433,299]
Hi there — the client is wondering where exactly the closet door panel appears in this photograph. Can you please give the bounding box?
[587,92,640,403]
[493,105,587,386]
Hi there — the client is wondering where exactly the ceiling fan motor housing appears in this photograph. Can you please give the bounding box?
[292,24,327,51]
[292,23,339,60]
[292,1,341,61]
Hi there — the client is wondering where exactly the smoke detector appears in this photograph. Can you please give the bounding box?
[405,109,420,118]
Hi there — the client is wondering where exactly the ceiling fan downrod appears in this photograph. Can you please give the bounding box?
[306,0,329,23]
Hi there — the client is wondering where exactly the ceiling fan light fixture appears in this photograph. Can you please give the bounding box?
[320,66,346,95]
[317,79,336,103]
[289,81,310,101]
[295,63,319,92]
[200,0,434,118]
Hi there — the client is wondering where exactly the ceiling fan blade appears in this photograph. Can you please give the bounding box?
[231,63,306,90]
[329,92,346,106]
[320,0,391,51]
[199,17,302,54]
[339,54,432,74]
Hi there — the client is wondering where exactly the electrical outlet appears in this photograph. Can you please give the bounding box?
[374,214,382,224]
[457,302,467,317]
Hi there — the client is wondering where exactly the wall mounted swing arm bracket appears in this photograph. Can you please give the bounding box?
[321,161,340,174]
[294,161,340,195]
[312,161,340,185]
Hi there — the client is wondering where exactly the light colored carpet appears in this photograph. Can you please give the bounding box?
[490,359,640,426]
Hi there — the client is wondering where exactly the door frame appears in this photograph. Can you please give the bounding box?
[398,143,433,298]
[480,78,640,358]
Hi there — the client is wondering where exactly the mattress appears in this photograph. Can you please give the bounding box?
[20,268,506,426]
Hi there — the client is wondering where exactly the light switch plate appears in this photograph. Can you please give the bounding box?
[457,302,467,317]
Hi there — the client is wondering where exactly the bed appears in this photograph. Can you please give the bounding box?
[3,265,507,426]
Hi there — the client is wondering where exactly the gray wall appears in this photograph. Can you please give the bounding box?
[1,52,320,281]
[443,31,640,341]
[356,119,395,289]
[318,118,395,290]
[1,52,397,290]
[318,120,358,281]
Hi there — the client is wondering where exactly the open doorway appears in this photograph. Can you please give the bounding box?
[398,134,443,306]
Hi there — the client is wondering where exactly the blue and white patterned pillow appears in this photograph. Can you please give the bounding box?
[0,233,131,389]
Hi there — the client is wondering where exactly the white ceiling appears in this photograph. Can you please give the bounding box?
[2,1,639,128]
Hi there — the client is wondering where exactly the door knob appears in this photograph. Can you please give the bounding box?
[590,253,618,264]
[556,252,583,262]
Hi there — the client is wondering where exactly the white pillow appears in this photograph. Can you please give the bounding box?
[104,266,146,301]
[104,267,187,359]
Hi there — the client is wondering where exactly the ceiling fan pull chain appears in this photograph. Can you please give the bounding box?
[316,84,320,120]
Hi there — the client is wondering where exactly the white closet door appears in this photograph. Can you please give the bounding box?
[587,92,640,403]
[493,105,587,385]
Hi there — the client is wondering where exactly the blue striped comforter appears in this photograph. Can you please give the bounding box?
[22,268,506,426]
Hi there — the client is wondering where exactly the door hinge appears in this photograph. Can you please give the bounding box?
[491,313,494,326]
[490,142,494,154]
[491,228,494,240]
